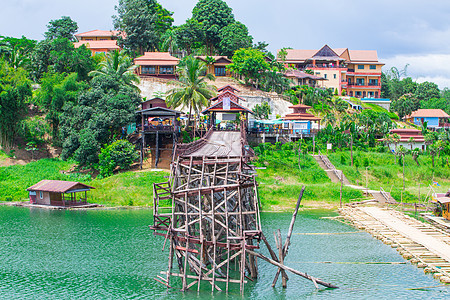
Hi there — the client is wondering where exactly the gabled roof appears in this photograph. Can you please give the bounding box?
[289,104,312,109]
[217,85,240,93]
[134,52,179,66]
[27,180,94,193]
[409,109,450,118]
[196,56,232,64]
[202,98,253,114]
[136,106,182,116]
[75,30,124,39]
[210,90,246,102]
[73,40,120,50]
[310,45,344,61]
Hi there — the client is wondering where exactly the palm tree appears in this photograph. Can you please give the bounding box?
[408,137,415,151]
[412,148,420,166]
[160,28,178,55]
[166,55,217,129]
[88,50,140,90]
[392,133,400,163]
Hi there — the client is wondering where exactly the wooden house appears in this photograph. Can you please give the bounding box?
[134,52,179,79]
[196,56,233,77]
[141,97,168,110]
[406,109,450,129]
[282,104,322,134]
[27,180,94,206]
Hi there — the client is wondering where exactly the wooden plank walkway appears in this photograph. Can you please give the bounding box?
[188,131,242,157]
[340,206,450,284]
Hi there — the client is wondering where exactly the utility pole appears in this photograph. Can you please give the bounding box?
[402,154,405,191]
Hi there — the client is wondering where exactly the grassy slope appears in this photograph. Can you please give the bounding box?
[328,151,450,203]
[0,158,169,206]
[253,145,363,210]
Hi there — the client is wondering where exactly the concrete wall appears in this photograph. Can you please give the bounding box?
[36,191,51,205]
[239,95,292,119]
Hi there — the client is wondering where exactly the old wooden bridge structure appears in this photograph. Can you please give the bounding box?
[150,124,338,293]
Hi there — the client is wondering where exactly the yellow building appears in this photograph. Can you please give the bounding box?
[73,30,123,55]
[195,56,233,77]
[279,45,384,98]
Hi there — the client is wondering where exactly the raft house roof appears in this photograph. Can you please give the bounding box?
[201,98,253,114]
[27,180,95,193]
[136,107,182,117]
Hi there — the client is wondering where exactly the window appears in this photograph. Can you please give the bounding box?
[142,66,156,74]
[315,72,320,75]
[333,74,337,79]
[370,65,376,70]
[355,91,362,97]
[160,66,174,74]
[215,66,226,77]
[39,191,43,199]
[324,74,327,79]
[369,79,378,86]
[357,78,365,85]
[358,65,364,70]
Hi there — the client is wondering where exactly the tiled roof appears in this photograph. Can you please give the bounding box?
[134,52,179,66]
[409,109,450,118]
[27,180,94,193]
[217,85,240,93]
[75,29,123,38]
[284,69,326,80]
[289,104,312,109]
[73,40,120,50]
[196,56,232,63]
[280,47,382,64]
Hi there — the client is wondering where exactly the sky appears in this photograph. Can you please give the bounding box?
[2,0,450,88]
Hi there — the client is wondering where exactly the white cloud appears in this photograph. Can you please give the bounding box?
[381,54,450,89]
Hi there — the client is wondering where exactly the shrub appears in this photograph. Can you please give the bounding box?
[97,140,138,178]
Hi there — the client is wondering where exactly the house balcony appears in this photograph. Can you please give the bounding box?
[439,123,450,128]
[303,64,347,69]
[347,83,381,88]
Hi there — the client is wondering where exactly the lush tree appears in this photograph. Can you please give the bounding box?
[415,81,440,102]
[60,75,141,166]
[97,140,138,177]
[30,38,95,81]
[160,28,178,54]
[192,0,235,54]
[391,93,415,120]
[44,16,78,41]
[253,102,271,120]
[113,0,173,54]
[35,72,87,139]
[420,97,450,114]
[88,50,139,90]
[174,19,205,55]
[253,41,269,53]
[261,69,291,94]
[0,60,32,146]
[166,55,216,127]
[228,48,269,88]
[218,21,253,57]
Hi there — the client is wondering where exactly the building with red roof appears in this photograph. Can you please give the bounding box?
[406,109,450,129]
[282,104,321,134]
[27,180,95,206]
[134,52,179,79]
[278,45,384,98]
[74,30,123,55]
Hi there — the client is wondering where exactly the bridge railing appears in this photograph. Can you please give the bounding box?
[174,127,213,157]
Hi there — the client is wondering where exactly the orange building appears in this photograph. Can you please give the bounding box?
[279,45,384,98]
[73,30,123,55]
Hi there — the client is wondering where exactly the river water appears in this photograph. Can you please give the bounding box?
[0,206,448,299]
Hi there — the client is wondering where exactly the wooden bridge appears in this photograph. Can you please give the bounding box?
[150,123,337,293]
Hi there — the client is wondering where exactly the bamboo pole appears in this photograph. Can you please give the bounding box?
[272,186,305,286]
[247,250,338,289]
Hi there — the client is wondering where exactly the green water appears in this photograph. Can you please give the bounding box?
[0,206,449,299]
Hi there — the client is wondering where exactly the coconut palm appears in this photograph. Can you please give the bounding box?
[166,55,216,128]
[392,133,400,163]
[408,136,415,151]
[397,145,408,190]
[88,50,140,90]
[412,148,420,166]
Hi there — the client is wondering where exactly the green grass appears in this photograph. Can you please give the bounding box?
[90,170,169,206]
[253,145,363,209]
[328,151,450,203]
[0,158,169,206]
[0,159,78,201]
[361,102,399,120]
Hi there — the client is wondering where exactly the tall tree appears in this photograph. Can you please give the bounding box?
[113,0,173,55]
[44,16,78,41]
[166,55,216,128]
[391,93,415,120]
[218,21,253,57]
[30,38,94,81]
[415,81,440,102]
[0,60,32,146]
[174,19,205,55]
[192,0,235,54]
[227,48,269,88]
